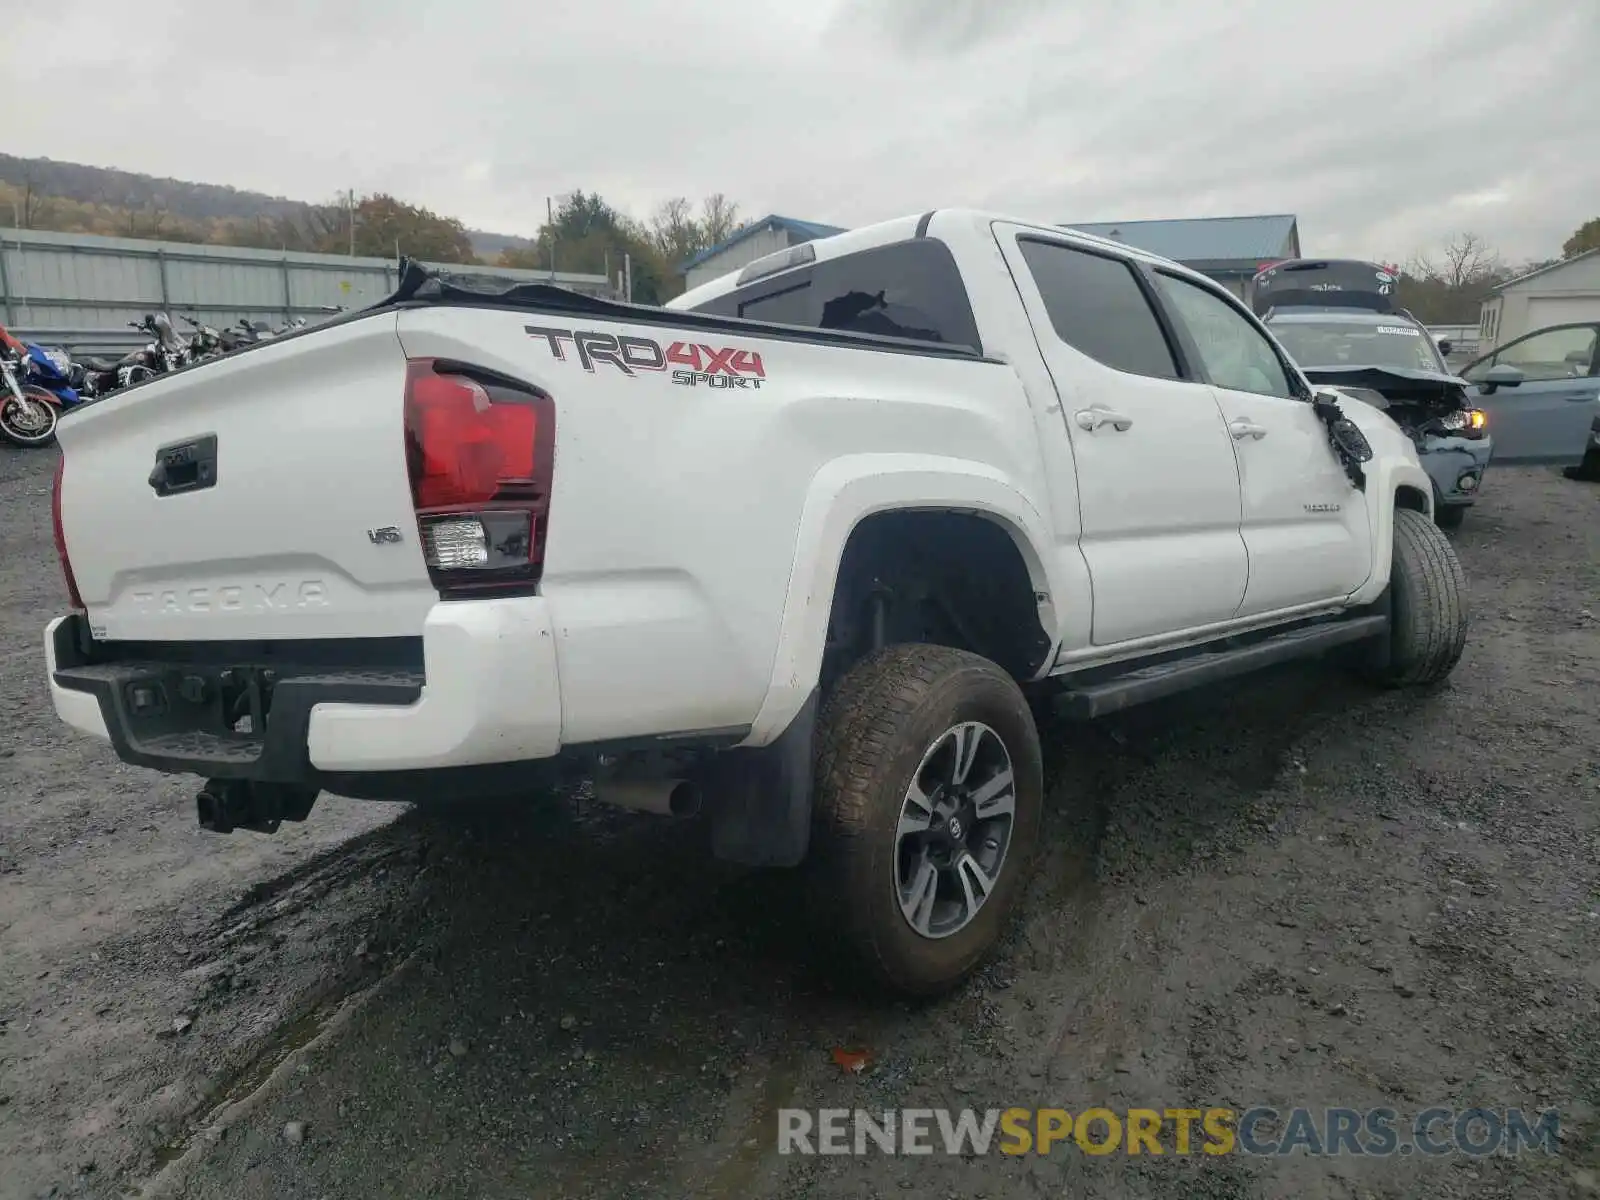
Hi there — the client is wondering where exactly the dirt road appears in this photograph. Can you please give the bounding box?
[2,447,1597,1200]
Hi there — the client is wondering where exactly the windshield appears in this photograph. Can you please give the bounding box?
[1270,319,1446,373]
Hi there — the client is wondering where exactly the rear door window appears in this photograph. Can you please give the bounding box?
[1016,239,1179,379]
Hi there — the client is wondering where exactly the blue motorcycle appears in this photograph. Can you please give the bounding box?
[22,343,84,407]
[0,328,60,448]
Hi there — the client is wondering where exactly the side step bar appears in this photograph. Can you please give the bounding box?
[1055,614,1389,719]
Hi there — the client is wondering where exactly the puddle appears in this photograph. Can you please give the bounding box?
[693,1053,805,1200]
[134,963,398,1194]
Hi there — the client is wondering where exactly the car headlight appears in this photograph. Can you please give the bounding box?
[1437,409,1488,437]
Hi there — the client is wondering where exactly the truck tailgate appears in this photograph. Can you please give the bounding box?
[56,313,438,642]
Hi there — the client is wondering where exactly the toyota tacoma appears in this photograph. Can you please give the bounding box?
[46,210,1469,996]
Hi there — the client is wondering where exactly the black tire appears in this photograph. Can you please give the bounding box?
[0,389,59,448]
[1435,503,1467,530]
[1563,447,1600,482]
[808,644,1044,998]
[1365,507,1468,687]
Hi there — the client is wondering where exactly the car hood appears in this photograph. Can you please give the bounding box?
[1298,364,1471,407]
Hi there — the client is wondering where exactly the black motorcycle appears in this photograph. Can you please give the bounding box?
[68,313,185,398]
[178,313,225,362]
[141,313,188,375]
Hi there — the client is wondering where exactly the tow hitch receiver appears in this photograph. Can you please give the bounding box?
[196,779,319,834]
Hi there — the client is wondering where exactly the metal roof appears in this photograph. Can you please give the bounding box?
[1061,214,1300,266]
[1489,246,1600,293]
[679,214,847,273]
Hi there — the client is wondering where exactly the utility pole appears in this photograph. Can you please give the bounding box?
[546,196,556,280]
[345,189,357,256]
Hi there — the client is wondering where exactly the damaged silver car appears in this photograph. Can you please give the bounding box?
[1254,259,1490,529]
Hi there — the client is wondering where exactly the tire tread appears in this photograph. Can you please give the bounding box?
[1382,507,1468,687]
[809,644,1041,996]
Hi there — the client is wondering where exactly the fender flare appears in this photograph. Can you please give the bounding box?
[1355,458,1435,604]
[742,453,1060,745]
[18,385,64,407]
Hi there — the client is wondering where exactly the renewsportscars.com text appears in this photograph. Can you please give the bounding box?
[778,1106,1561,1158]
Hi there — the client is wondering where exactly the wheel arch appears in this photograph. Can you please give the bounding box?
[1349,460,1436,606]
[1394,482,1432,516]
[741,455,1061,745]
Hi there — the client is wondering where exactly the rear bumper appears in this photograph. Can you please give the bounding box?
[46,597,563,782]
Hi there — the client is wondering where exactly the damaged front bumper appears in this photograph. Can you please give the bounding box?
[1417,433,1494,509]
[1306,366,1492,511]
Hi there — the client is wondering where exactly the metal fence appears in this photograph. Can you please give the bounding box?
[0,226,614,353]
[8,325,157,357]
[1424,323,1481,373]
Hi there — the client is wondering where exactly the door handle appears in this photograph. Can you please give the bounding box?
[1229,419,1268,440]
[1074,406,1133,432]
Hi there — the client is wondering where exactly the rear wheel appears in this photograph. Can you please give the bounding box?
[1361,507,1468,687]
[808,644,1043,997]
[0,388,59,447]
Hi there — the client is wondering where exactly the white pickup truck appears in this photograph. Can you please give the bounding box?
[45,209,1468,996]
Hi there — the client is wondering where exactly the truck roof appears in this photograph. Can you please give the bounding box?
[1267,308,1425,327]
[668,208,1195,311]
[1250,258,1400,317]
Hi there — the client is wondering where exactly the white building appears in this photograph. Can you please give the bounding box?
[680,215,846,292]
[1477,248,1600,353]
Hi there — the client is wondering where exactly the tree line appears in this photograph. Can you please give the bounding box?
[0,170,742,303]
[1395,218,1599,325]
[0,174,484,260]
[492,191,742,303]
[4,154,1597,312]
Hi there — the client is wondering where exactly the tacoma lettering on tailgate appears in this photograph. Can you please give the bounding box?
[129,581,329,615]
[524,326,766,390]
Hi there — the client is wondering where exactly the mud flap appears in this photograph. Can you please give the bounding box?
[700,691,817,869]
[1339,586,1394,676]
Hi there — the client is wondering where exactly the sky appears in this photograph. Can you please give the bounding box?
[3,0,1595,265]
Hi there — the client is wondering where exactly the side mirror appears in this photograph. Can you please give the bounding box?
[1481,362,1524,394]
[1436,338,1453,357]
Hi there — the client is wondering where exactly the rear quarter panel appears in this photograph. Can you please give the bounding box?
[395,307,1054,745]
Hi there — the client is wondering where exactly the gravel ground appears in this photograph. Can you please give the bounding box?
[2,446,1598,1200]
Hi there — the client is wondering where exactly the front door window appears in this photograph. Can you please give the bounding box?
[1465,326,1597,382]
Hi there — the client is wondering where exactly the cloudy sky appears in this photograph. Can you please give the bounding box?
[5,0,1595,263]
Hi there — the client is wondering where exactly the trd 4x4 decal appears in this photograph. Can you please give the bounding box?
[524,326,766,389]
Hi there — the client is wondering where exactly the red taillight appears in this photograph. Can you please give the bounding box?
[52,454,84,610]
[403,359,554,598]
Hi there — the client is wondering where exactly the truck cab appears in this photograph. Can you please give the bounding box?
[674,213,1429,648]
